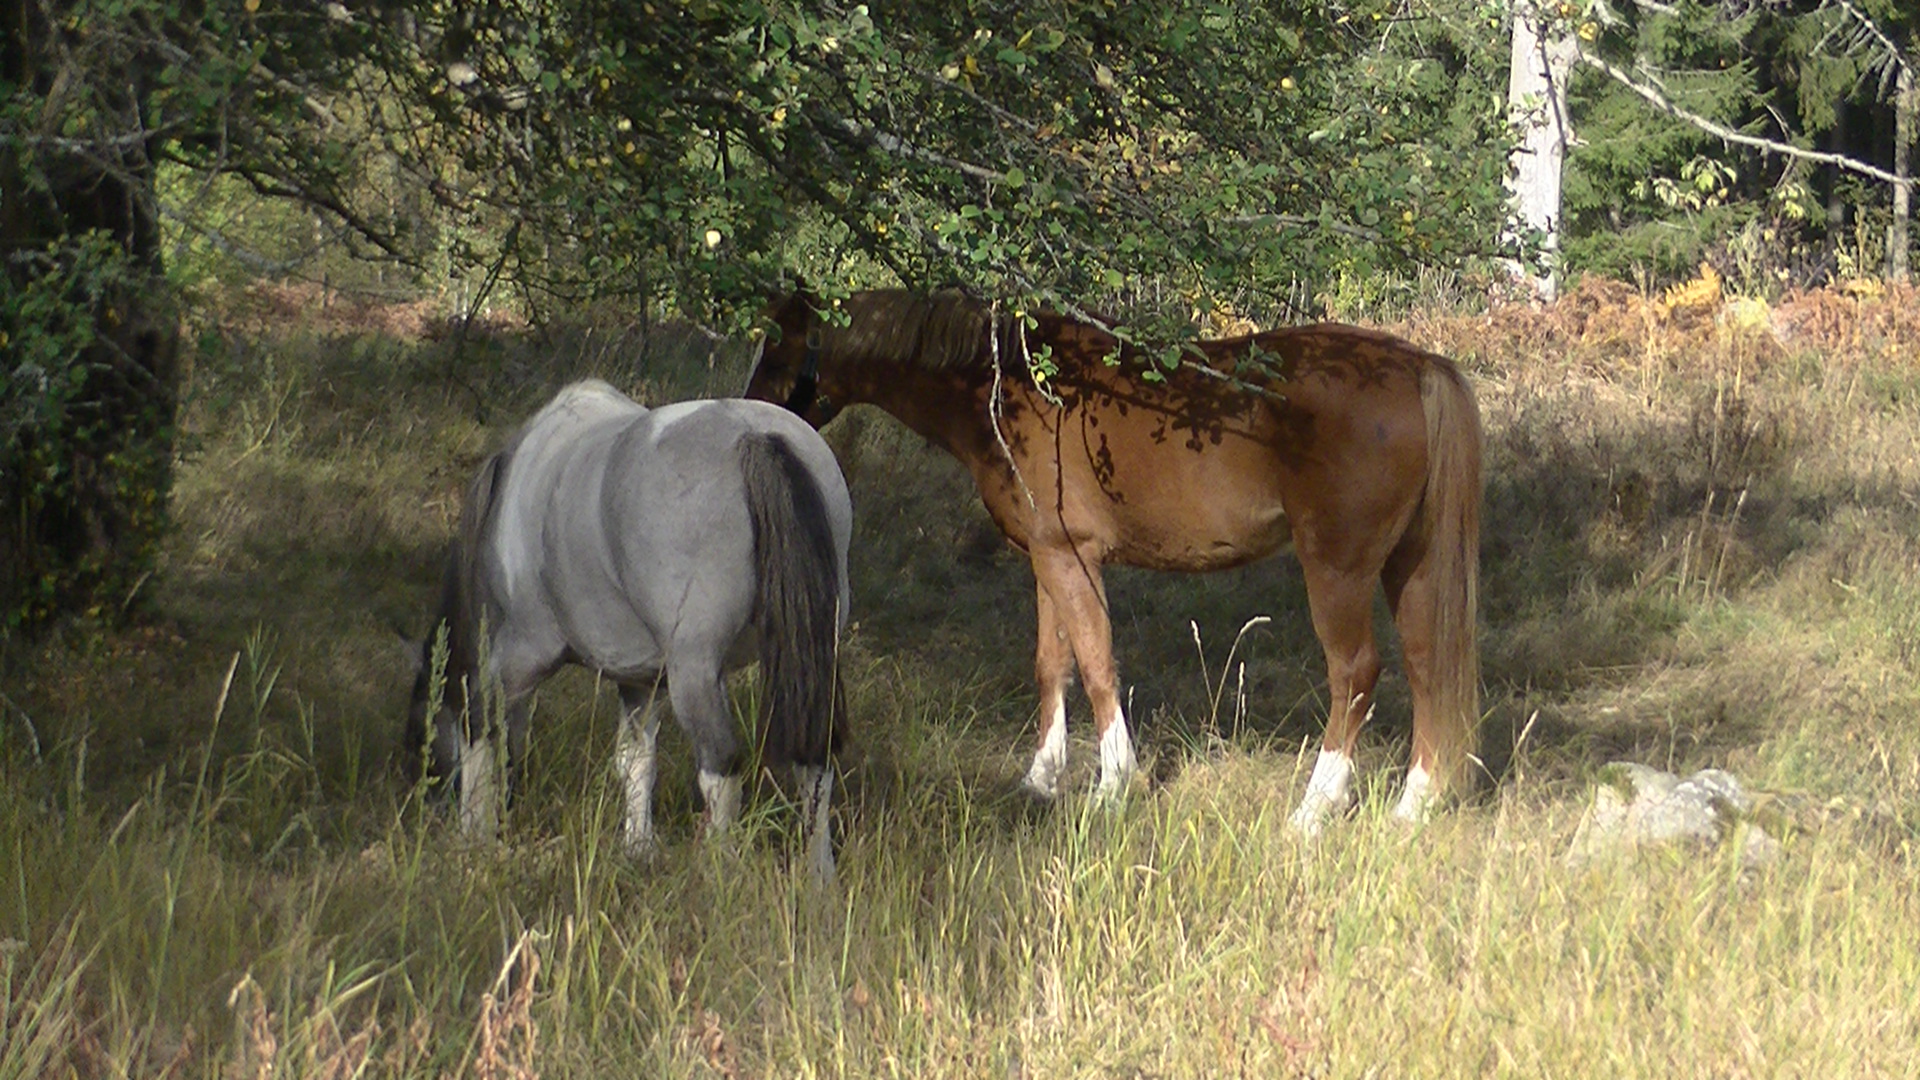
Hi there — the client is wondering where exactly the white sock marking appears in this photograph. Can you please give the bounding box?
[1289,749,1354,838]
[1093,709,1137,802]
[1392,762,1436,824]
[615,711,661,857]
[698,769,743,837]
[459,737,499,840]
[1023,700,1068,799]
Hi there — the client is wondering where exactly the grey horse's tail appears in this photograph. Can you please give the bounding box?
[404,448,509,782]
[738,433,843,768]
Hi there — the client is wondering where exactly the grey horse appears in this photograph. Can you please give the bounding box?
[406,380,852,878]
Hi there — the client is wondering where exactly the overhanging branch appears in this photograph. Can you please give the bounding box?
[813,111,1012,185]
[1826,0,1913,94]
[1578,48,1911,189]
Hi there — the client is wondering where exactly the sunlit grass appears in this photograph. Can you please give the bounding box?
[3,286,1919,1077]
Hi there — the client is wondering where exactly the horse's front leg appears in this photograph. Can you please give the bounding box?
[1022,580,1077,799]
[456,689,504,841]
[457,694,530,841]
[1032,547,1136,801]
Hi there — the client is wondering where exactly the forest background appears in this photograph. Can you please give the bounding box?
[3,2,1920,1077]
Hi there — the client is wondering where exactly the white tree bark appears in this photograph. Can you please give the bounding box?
[1891,61,1913,284]
[1503,0,1577,302]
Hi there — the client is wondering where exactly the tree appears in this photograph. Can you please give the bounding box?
[1888,43,1913,282]
[5,0,1521,632]
[1547,0,1916,284]
[2,0,179,635]
[1,0,392,637]
[273,0,1517,338]
[1504,0,1577,300]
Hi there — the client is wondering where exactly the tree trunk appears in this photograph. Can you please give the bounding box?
[1828,104,1849,257]
[0,1,179,639]
[1502,0,1577,302]
[1890,61,1913,284]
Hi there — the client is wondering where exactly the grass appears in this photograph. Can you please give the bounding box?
[3,276,1919,1077]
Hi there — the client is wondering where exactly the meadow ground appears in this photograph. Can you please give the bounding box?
[3,277,1919,1078]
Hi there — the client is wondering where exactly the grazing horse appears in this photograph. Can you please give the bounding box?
[406,380,852,876]
[745,290,1480,833]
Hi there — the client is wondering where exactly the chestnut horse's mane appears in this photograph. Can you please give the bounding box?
[822,289,1003,374]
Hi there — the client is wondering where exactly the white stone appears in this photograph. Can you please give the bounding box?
[1565,762,1779,870]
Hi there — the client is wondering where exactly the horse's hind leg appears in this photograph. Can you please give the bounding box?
[794,763,835,882]
[667,657,743,837]
[1290,563,1383,837]
[1022,582,1077,799]
[1383,543,1445,824]
[615,683,666,858]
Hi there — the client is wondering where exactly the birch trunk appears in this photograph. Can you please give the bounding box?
[1890,61,1913,284]
[1503,0,1577,302]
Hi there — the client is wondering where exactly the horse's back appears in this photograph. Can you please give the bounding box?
[1003,320,1439,571]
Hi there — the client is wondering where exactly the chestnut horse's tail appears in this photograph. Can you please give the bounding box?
[1417,357,1483,793]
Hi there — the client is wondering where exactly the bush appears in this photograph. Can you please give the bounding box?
[1,231,177,636]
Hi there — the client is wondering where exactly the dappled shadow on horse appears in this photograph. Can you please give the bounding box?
[746,288,1481,835]
[404,379,852,879]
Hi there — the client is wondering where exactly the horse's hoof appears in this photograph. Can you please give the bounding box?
[1289,799,1340,840]
[1021,773,1061,802]
[1089,775,1136,807]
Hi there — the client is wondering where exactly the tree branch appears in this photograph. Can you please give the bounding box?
[1577,48,1912,188]
[1826,0,1913,89]
[1225,212,1391,245]
[812,110,1013,185]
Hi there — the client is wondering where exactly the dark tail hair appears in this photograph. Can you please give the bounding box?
[404,449,510,781]
[1416,357,1483,793]
[738,433,843,767]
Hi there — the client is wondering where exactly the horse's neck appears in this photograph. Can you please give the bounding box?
[845,358,999,459]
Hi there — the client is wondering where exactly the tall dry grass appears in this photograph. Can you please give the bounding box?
[1,276,1917,1077]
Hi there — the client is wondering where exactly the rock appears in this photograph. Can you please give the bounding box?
[1565,762,1781,870]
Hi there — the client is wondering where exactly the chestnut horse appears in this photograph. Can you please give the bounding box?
[746,290,1480,833]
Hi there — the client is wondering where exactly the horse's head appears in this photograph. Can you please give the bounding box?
[745,289,841,428]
